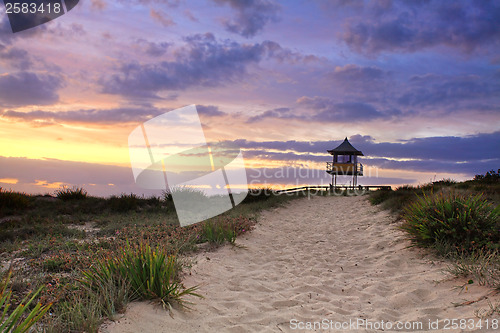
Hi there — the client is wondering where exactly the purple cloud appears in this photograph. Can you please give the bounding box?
[135,39,171,57]
[328,64,385,81]
[230,131,500,176]
[101,34,307,98]
[213,0,280,38]
[341,1,500,55]
[397,74,500,111]
[1,106,167,125]
[0,72,63,107]
[197,105,227,117]
[0,46,32,70]
[297,97,397,121]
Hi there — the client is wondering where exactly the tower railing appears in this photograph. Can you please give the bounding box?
[326,162,363,175]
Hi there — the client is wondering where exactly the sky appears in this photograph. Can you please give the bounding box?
[0,0,499,196]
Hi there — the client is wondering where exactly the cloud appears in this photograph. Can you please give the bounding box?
[341,1,500,55]
[115,0,179,6]
[396,74,500,111]
[246,96,402,123]
[101,34,306,98]
[297,96,397,121]
[90,0,107,10]
[150,9,176,27]
[247,107,291,123]
[213,0,280,38]
[0,45,32,70]
[328,64,385,81]
[197,105,227,117]
[135,39,170,57]
[183,9,198,22]
[354,132,500,163]
[1,106,167,125]
[0,72,63,107]
[223,131,500,176]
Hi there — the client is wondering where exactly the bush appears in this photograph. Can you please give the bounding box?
[0,188,30,213]
[108,194,139,212]
[432,178,457,186]
[55,187,88,201]
[369,188,393,205]
[401,192,500,253]
[241,188,273,204]
[369,186,418,214]
[81,242,201,309]
[474,169,500,183]
[145,195,162,208]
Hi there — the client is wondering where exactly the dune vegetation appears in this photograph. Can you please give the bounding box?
[369,170,500,292]
[0,170,498,331]
[0,186,299,332]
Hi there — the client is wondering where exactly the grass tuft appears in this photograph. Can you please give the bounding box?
[201,219,237,245]
[445,249,500,290]
[81,242,201,310]
[55,186,88,201]
[0,188,30,215]
[108,193,140,212]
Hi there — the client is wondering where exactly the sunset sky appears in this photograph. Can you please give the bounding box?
[0,0,499,196]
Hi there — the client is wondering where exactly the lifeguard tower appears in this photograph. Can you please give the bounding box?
[326,137,363,188]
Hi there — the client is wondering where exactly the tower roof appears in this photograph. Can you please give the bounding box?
[327,137,364,156]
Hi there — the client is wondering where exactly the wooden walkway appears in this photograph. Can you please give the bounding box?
[275,185,391,194]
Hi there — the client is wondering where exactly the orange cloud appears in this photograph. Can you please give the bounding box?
[0,178,19,184]
[32,180,68,189]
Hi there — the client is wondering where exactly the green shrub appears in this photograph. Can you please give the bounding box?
[0,188,30,213]
[432,178,457,186]
[201,219,237,245]
[401,192,500,252]
[42,258,66,272]
[369,188,393,205]
[81,242,201,309]
[474,169,500,183]
[55,187,88,201]
[369,186,418,213]
[145,195,162,208]
[108,194,139,212]
[0,270,52,333]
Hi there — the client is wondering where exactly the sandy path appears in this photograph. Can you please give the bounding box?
[101,196,499,332]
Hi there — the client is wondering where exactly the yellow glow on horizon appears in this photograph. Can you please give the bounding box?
[0,120,133,166]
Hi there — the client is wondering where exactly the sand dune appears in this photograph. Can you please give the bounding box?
[101,196,499,332]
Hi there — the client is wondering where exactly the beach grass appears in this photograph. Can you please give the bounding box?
[0,269,52,333]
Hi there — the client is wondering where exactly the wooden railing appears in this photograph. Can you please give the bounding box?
[275,185,391,194]
[326,162,363,175]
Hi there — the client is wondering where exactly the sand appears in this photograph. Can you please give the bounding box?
[100,196,499,332]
